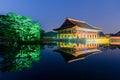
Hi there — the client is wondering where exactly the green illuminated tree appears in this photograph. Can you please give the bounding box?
[0,12,41,42]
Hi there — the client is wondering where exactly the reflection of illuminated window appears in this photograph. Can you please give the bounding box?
[87,44,89,46]
[95,35,96,38]
[89,44,91,46]
[90,35,91,38]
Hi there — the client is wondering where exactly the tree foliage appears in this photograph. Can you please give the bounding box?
[0,12,41,42]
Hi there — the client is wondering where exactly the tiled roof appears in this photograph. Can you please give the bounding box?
[54,18,101,31]
[115,31,120,36]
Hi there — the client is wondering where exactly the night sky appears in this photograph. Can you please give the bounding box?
[0,0,120,33]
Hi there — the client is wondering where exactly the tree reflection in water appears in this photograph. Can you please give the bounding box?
[0,44,40,72]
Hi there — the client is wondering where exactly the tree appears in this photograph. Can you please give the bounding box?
[40,29,45,38]
[0,12,41,42]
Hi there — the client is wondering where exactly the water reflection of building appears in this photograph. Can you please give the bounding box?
[55,42,101,63]
[110,36,120,45]
[54,18,101,39]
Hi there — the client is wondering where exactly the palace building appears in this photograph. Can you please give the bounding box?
[54,18,101,39]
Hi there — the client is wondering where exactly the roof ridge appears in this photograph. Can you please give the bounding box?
[67,18,86,23]
[86,23,101,30]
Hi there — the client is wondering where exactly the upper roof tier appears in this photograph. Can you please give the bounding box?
[54,18,101,31]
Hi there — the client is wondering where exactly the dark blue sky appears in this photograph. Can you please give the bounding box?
[0,0,120,33]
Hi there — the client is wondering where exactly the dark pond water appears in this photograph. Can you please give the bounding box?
[0,42,120,80]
